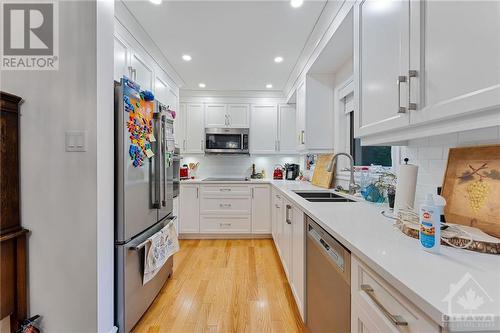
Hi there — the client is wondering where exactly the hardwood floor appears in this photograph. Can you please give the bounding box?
[133,239,306,333]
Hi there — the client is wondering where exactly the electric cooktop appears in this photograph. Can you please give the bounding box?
[202,177,250,181]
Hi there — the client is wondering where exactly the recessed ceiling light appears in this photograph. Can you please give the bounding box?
[274,56,284,63]
[150,0,162,5]
[266,84,273,89]
[182,54,192,62]
[198,83,206,88]
[290,0,303,8]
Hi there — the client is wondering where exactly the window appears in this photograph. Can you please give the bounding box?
[349,113,392,167]
[339,85,392,167]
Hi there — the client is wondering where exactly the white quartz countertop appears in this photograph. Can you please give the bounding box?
[181,179,500,330]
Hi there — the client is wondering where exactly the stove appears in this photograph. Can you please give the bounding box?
[202,177,249,181]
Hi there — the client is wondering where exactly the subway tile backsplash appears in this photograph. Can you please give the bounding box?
[400,126,500,207]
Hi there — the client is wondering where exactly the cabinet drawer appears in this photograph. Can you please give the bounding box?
[200,185,251,197]
[200,197,251,215]
[200,216,251,233]
[351,256,439,332]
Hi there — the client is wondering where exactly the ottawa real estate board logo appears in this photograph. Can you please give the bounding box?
[1,1,58,70]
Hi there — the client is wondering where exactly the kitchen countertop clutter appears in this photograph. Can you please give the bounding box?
[181,179,500,331]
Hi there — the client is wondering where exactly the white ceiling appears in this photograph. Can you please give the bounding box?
[123,0,327,91]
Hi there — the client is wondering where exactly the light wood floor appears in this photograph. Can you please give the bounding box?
[133,239,307,333]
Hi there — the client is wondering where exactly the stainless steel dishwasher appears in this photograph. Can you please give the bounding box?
[306,216,351,333]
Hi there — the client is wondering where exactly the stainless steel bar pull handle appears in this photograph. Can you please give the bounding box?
[361,284,408,326]
[153,114,162,209]
[285,205,292,224]
[397,75,407,114]
[408,70,418,111]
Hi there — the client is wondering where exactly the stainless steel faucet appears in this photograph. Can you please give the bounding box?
[326,153,360,195]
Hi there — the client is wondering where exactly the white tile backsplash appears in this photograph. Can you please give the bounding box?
[181,154,299,179]
[401,126,500,207]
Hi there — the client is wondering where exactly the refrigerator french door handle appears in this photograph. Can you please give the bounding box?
[161,115,167,207]
[152,113,161,209]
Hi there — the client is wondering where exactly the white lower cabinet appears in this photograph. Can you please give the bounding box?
[200,197,251,215]
[251,185,271,234]
[179,185,199,233]
[271,192,305,321]
[200,216,251,233]
[272,190,284,254]
[179,183,271,236]
[281,200,293,279]
[291,204,305,319]
[351,255,439,333]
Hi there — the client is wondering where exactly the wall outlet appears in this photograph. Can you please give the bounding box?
[65,131,87,152]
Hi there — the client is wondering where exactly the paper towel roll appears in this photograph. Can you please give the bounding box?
[394,163,419,213]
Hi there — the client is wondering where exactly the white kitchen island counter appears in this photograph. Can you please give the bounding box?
[181,179,500,330]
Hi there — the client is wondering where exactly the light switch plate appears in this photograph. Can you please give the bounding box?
[65,131,87,152]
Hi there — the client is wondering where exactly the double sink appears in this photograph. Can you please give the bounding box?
[294,191,355,203]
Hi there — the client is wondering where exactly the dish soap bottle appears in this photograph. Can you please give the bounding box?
[419,194,441,253]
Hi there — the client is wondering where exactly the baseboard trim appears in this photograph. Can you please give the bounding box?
[179,233,272,240]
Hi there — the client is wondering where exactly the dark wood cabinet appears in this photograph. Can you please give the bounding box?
[0,91,28,332]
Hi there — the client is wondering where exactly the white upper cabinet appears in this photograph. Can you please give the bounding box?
[205,103,250,128]
[205,104,228,128]
[296,81,306,151]
[250,105,278,154]
[295,75,335,153]
[175,103,187,150]
[185,103,205,154]
[278,104,297,154]
[354,0,500,144]
[113,35,130,81]
[130,52,154,92]
[354,0,410,137]
[227,104,250,128]
[154,76,169,105]
[409,0,500,125]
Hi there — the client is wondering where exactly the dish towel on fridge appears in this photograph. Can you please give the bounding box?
[143,221,179,285]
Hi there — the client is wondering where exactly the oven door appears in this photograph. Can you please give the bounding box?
[205,128,249,154]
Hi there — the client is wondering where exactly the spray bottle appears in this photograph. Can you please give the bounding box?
[419,194,444,253]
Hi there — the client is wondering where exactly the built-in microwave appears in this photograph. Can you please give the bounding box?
[205,128,249,154]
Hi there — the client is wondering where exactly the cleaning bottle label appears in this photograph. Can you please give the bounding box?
[420,210,436,248]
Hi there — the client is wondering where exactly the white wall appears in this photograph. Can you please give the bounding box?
[400,126,500,208]
[0,1,114,332]
[97,1,115,332]
[182,154,299,179]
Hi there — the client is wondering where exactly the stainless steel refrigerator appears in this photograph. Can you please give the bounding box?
[114,78,175,333]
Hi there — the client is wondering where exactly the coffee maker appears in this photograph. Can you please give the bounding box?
[285,164,300,180]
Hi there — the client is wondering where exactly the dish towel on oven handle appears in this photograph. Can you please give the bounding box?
[143,220,179,285]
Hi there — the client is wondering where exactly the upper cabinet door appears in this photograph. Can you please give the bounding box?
[296,81,306,151]
[278,104,297,154]
[185,104,205,154]
[154,76,169,105]
[175,103,187,150]
[114,35,130,81]
[354,0,410,137]
[409,0,500,125]
[227,104,250,128]
[250,105,278,154]
[205,104,228,128]
[131,52,154,92]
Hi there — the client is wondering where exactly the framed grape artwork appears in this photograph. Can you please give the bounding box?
[441,145,500,238]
